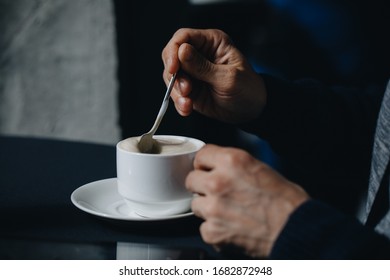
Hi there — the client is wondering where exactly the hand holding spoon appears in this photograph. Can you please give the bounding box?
[138,73,177,153]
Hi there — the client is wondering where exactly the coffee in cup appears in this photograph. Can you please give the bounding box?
[116,135,205,217]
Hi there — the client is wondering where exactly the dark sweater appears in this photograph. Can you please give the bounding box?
[241,74,390,259]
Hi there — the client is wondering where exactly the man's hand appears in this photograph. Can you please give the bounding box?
[186,144,310,258]
[162,28,266,124]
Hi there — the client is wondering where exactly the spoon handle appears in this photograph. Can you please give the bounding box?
[149,73,177,134]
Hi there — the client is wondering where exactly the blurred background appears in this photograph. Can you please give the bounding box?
[0,0,119,144]
[1,0,389,156]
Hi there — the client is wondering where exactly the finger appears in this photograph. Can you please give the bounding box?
[162,28,207,74]
[178,43,218,83]
[162,40,180,75]
[169,76,194,116]
[162,28,206,74]
[185,169,209,195]
[190,194,206,220]
[163,28,232,77]
[199,218,229,246]
[162,71,193,116]
[173,95,193,117]
[193,144,224,171]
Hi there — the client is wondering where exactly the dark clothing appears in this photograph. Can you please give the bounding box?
[242,74,390,259]
[271,200,390,259]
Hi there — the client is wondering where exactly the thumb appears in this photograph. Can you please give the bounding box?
[178,43,217,83]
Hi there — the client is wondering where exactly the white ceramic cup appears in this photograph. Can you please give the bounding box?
[116,135,205,217]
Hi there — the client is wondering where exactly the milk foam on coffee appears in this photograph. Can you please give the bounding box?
[119,136,199,155]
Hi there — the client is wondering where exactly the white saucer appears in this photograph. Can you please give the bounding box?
[71,178,194,222]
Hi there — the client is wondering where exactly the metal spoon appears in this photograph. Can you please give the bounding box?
[137,73,177,153]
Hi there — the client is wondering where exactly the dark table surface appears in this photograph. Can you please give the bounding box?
[0,136,216,260]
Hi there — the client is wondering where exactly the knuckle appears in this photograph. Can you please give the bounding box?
[203,199,222,217]
[226,66,240,79]
[204,203,217,218]
[212,28,231,42]
[254,160,271,174]
[207,176,225,194]
[219,148,251,166]
[175,27,189,36]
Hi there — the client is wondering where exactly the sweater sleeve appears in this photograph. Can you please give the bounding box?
[269,199,390,259]
[241,74,386,214]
